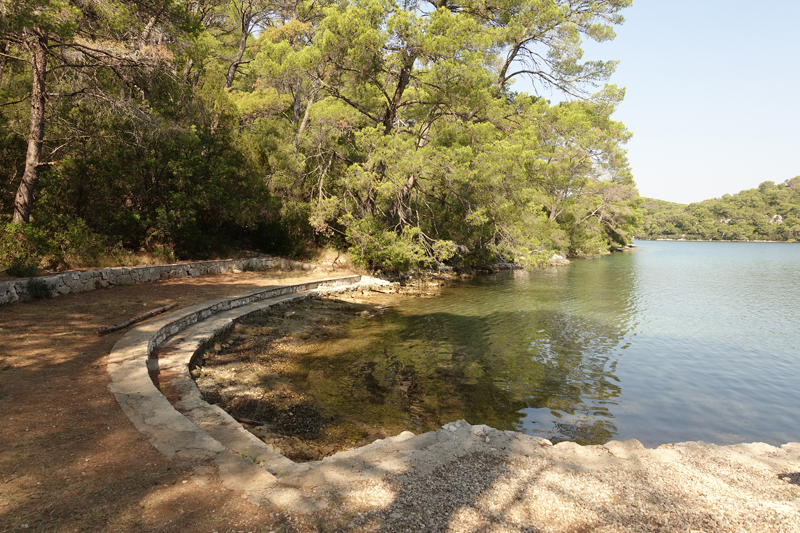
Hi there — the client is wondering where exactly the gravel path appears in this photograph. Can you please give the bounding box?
[315,424,800,532]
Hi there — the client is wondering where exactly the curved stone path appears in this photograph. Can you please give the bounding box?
[108,276,800,530]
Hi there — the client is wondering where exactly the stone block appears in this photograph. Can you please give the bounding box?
[1,284,17,304]
[52,282,68,295]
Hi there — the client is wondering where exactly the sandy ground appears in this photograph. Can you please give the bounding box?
[2,266,800,533]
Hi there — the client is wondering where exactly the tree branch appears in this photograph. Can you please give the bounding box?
[0,50,29,63]
[314,77,382,124]
[0,94,30,107]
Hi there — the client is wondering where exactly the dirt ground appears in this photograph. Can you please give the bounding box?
[0,267,356,533]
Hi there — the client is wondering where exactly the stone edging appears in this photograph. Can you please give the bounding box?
[106,275,368,510]
[106,274,557,511]
[107,276,800,518]
[0,256,314,306]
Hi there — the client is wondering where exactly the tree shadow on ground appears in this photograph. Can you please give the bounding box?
[4,272,798,532]
[0,272,331,532]
[334,442,800,533]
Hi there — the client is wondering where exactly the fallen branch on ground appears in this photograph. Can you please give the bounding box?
[232,415,267,426]
[97,302,178,335]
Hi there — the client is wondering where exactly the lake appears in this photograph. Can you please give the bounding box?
[304,241,800,447]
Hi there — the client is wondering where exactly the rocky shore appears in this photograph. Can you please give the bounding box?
[305,421,800,533]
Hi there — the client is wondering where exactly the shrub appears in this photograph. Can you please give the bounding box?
[0,220,49,275]
[27,278,53,300]
[0,216,108,274]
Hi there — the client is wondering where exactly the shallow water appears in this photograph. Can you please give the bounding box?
[298,241,800,446]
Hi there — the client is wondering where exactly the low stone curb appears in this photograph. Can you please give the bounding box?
[106,274,562,511]
[107,275,800,521]
[154,284,377,476]
[1,255,314,305]
[107,276,362,508]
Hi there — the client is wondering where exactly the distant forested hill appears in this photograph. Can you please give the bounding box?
[636,178,800,241]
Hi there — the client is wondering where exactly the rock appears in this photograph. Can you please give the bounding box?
[237,370,261,385]
[284,437,322,461]
[470,425,491,438]
[443,420,464,432]
[548,252,570,266]
[370,286,396,294]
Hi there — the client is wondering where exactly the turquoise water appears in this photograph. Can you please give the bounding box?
[327,241,800,446]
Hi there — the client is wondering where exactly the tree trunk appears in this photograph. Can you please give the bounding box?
[13,30,48,223]
[0,41,10,87]
[224,2,252,89]
[182,57,194,83]
[292,80,303,124]
[389,174,417,225]
[496,42,522,91]
[297,85,320,138]
[139,16,157,49]
[381,57,414,135]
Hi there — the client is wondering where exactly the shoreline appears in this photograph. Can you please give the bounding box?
[107,276,800,531]
[3,267,799,532]
[634,237,798,243]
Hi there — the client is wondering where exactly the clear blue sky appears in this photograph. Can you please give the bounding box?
[521,0,800,204]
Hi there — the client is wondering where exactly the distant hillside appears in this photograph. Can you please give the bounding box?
[636,177,800,241]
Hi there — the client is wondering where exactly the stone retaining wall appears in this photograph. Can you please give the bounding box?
[106,276,364,510]
[0,256,314,306]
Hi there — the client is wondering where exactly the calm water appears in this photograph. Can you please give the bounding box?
[305,241,800,447]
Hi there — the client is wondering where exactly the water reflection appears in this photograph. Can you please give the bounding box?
[297,242,800,447]
[301,255,639,445]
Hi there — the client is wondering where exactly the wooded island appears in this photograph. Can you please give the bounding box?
[637,178,800,242]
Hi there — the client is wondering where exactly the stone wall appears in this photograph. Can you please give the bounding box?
[0,256,315,306]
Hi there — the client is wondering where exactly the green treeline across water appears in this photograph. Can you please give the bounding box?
[636,178,800,242]
[1,0,641,273]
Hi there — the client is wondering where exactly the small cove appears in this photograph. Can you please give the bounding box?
[198,241,800,458]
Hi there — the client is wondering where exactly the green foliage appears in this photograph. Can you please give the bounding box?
[0,215,108,273]
[1,220,48,274]
[1,0,641,271]
[344,216,430,271]
[636,178,800,242]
